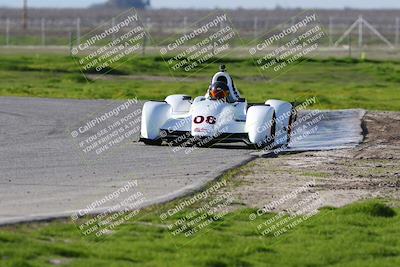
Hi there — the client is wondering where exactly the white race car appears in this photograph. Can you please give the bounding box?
[140,65,296,148]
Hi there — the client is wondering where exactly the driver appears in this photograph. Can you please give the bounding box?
[208,81,230,101]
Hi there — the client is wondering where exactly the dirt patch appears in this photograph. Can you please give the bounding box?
[223,111,400,212]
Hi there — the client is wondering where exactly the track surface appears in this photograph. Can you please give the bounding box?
[0,97,363,225]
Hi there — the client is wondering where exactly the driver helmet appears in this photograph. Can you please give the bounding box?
[209,81,230,100]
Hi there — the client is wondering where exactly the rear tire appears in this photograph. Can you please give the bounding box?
[287,107,297,144]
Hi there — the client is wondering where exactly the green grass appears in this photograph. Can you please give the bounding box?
[0,197,399,266]
[0,54,400,110]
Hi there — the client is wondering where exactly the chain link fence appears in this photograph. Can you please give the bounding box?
[0,9,399,53]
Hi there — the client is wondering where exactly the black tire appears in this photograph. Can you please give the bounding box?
[287,114,293,143]
[143,138,162,146]
[287,107,297,143]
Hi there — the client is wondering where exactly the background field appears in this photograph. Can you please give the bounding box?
[0,54,399,110]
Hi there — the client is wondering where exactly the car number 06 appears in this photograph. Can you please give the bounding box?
[194,116,216,124]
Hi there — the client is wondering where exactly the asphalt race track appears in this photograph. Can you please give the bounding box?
[0,97,364,225]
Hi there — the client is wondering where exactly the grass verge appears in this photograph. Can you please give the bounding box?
[0,165,399,267]
[0,54,399,110]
